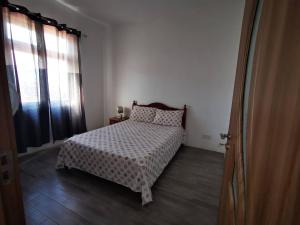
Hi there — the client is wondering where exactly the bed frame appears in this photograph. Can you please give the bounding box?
[132,100,187,129]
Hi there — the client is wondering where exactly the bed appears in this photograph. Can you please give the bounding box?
[56,101,187,205]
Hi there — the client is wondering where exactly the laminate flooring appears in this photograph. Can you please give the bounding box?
[19,146,224,225]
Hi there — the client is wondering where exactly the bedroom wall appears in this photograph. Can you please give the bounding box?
[109,0,245,152]
[11,0,107,131]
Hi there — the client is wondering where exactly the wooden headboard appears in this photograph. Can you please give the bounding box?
[132,100,187,129]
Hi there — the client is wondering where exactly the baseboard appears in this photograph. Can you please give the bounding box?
[18,140,64,158]
[183,144,225,155]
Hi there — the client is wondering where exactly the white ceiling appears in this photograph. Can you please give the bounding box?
[54,0,220,25]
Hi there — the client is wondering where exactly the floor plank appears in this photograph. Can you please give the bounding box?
[20,146,224,225]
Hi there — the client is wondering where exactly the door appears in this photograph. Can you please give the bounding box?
[0,7,26,225]
[218,0,260,224]
[219,0,300,225]
[245,0,300,224]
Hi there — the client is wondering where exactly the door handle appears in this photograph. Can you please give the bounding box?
[220,133,231,140]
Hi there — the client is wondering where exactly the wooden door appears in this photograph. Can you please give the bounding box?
[0,6,26,225]
[219,0,300,225]
[218,0,259,224]
[246,0,300,224]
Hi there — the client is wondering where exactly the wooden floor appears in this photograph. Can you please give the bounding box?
[20,146,224,225]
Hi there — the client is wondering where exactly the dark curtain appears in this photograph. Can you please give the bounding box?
[3,8,50,153]
[2,5,86,153]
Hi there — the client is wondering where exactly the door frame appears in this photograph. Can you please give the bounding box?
[218,0,259,225]
[0,6,26,225]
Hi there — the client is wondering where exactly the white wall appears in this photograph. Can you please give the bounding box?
[109,1,245,152]
[11,0,107,131]
[11,0,245,152]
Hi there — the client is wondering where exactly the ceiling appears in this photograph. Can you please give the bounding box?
[54,0,217,25]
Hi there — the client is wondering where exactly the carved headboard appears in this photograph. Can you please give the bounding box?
[132,100,187,129]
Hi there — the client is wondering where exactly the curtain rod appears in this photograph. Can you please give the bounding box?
[1,0,81,37]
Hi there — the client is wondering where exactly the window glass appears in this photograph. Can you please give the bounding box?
[44,27,70,105]
[7,22,75,105]
[8,23,40,103]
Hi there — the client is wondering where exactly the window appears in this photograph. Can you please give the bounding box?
[7,22,40,104]
[3,5,86,153]
[44,26,71,106]
[6,19,80,107]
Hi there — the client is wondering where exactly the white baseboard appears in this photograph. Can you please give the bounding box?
[18,140,65,157]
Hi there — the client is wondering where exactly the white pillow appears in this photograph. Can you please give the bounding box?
[130,106,156,123]
[153,109,184,127]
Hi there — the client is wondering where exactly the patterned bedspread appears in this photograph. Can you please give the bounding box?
[56,120,184,205]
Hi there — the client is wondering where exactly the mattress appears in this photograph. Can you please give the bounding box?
[56,120,184,205]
